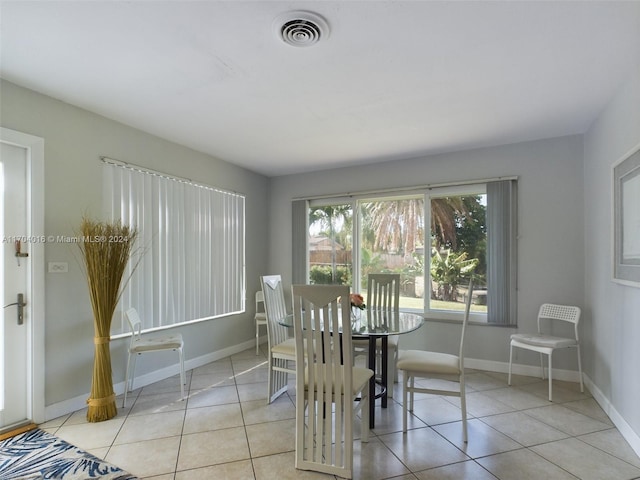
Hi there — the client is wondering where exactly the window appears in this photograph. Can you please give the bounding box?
[299,179,516,325]
[358,195,425,311]
[308,202,353,286]
[104,160,245,335]
[425,187,487,320]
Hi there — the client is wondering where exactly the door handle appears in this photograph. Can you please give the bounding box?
[3,293,26,325]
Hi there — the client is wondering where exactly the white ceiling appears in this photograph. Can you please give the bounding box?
[1,1,640,177]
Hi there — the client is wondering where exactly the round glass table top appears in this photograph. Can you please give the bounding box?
[280,309,425,336]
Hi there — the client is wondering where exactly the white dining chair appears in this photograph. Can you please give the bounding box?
[291,284,374,479]
[261,275,296,403]
[397,278,473,442]
[254,290,267,355]
[123,308,185,408]
[508,303,583,401]
[353,273,401,397]
[369,273,401,396]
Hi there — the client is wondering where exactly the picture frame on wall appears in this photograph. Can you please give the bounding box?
[613,142,640,287]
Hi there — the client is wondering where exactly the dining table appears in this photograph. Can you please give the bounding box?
[280,308,425,428]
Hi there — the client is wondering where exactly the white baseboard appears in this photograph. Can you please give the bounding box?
[583,374,640,458]
[465,358,640,458]
[466,357,583,383]
[44,338,256,422]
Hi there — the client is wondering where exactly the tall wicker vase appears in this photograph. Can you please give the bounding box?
[78,218,138,422]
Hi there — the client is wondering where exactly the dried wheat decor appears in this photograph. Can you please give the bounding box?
[77,217,138,422]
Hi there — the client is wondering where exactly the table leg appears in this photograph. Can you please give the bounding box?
[381,336,388,408]
[368,336,376,428]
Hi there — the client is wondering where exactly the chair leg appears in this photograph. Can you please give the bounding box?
[386,345,396,398]
[267,359,290,404]
[129,354,138,392]
[394,348,399,383]
[178,347,185,400]
[256,323,260,355]
[123,352,132,408]
[361,387,370,443]
[409,375,415,413]
[402,372,409,433]
[460,371,468,443]
[508,344,514,385]
[294,396,305,469]
[540,352,546,380]
[344,406,354,478]
[124,353,139,408]
[576,345,584,392]
[547,352,553,402]
[395,356,399,384]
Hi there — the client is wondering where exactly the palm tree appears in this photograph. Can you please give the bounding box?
[431,196,472,250]
[309,205,352,283]
[364,199,424,256]
[361,196,480,256]
[310,196,484,287]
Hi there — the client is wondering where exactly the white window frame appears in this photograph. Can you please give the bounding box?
[300,178,517,326]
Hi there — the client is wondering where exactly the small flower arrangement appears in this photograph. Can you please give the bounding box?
[349,293,366,310]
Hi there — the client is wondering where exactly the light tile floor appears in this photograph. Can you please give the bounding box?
[40,347,640,479]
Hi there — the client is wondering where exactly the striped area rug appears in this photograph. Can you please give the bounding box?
[0,428,137,480]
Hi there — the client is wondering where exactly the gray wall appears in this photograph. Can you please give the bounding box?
[0,80,270,408]
[584,64,640,437]
[268,135,585,367]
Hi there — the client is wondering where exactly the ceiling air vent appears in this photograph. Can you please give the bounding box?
[275,11,329,47]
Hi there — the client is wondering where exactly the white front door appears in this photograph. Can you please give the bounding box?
[1,142,30,430]
[0,128,45,431]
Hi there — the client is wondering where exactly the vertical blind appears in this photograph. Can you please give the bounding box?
[103,161,245,335]
[291,199,309,285]
[486,179,518,325]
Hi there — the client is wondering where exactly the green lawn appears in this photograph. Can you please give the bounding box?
[401,296,487,313]
[361,289,487,313]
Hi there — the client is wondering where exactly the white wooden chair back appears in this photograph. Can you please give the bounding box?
[291,284,371,478]
[367,273,400,312]
[261,275,295,403]
[261,275,289,347]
